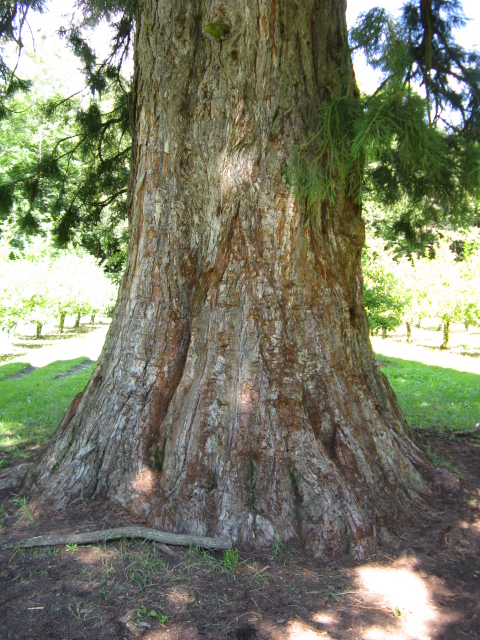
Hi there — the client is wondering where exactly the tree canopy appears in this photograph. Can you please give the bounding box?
[292,0,480,254]
[0,1,131,271]
[0,0,479,259]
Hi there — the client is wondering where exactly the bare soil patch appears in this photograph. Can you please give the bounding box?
[51,359,94,379]
[6,365,37,380]
[1,436,479,640]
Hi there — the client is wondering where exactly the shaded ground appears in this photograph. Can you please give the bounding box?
[0,436,479,640]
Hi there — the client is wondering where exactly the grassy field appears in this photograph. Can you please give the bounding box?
[378,355,480,433]
[0,325,479,463]
[0,357,95,459]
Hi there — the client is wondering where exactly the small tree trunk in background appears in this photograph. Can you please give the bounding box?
[74,314,81,329]
[35,321,42,339]
[27,0,430,559]
[8,321,17,339]
[406,322,412,342]
[90,313,96,324]
[465,319,469,332]
[59,313,66,334]
[441,321,450,349]
[382,326,387,339]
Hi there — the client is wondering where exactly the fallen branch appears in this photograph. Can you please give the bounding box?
[18,526,231,550]
[453,422,480,437]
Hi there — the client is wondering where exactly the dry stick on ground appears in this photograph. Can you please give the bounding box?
[453,422,480,437]
[18,526,232,550]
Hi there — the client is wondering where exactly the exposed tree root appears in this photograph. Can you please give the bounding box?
[453,423,480,437]
[18,526,231,550]
[0,463,32,491]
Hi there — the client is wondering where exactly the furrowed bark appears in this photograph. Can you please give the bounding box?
[26,0,430,559]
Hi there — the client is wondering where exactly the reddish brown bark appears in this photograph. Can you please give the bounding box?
[27,0,429,558]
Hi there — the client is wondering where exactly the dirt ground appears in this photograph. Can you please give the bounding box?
[1,325,479,639]
[0,435,479,640]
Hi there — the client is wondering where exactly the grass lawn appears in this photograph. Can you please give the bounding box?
[0,342,478,464]
[0,357,95,459]
[378,354,480,433]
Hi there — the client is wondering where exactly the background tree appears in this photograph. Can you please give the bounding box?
[362,238,408,337]
[0,236,117,337]
[459,241,480,331]
[420,241,479,348]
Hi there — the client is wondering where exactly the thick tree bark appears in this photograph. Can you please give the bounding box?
[27,0,429,558]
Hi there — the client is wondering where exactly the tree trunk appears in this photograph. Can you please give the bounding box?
[35,321,42,339]
[26,0,429,559]
[7,321,17,339]
[74,313,81,329]
[406,322,412,342]
[90,313,96,324]
[381,326,387,339]
[59,312,66,334]
[441,321,450,349]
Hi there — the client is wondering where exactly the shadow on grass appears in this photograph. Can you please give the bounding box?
[13,324,100,344]
[0,357,95,458]
[377,355,480,434]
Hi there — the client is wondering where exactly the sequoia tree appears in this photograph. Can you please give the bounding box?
[19,0,437,557]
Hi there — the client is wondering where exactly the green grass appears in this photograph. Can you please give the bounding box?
[0,362,32,382]
[378,355,480,433]
[0,358,95,457]
[0,351,478,462]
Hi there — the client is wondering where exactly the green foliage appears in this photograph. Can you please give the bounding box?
[410,240,480,345]
[378,355,480,433]
[0,357,95,457]
[350,1,480,250]
[61,0,136,95]
[0,1,47,111]
[291,85,477,217]
[362,238,409,336]
[351,0,480,135]
[220,548,239,577]
[135,604,167,625]
[0,70,130,270]
[363,231,480,346]
[293,1,480,253]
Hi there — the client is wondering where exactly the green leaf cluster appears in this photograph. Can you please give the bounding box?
[291,84,478,213]
[363,231,480,345]
[0,1,47,112]
[293,1,480,255]
[0,78,130,271]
